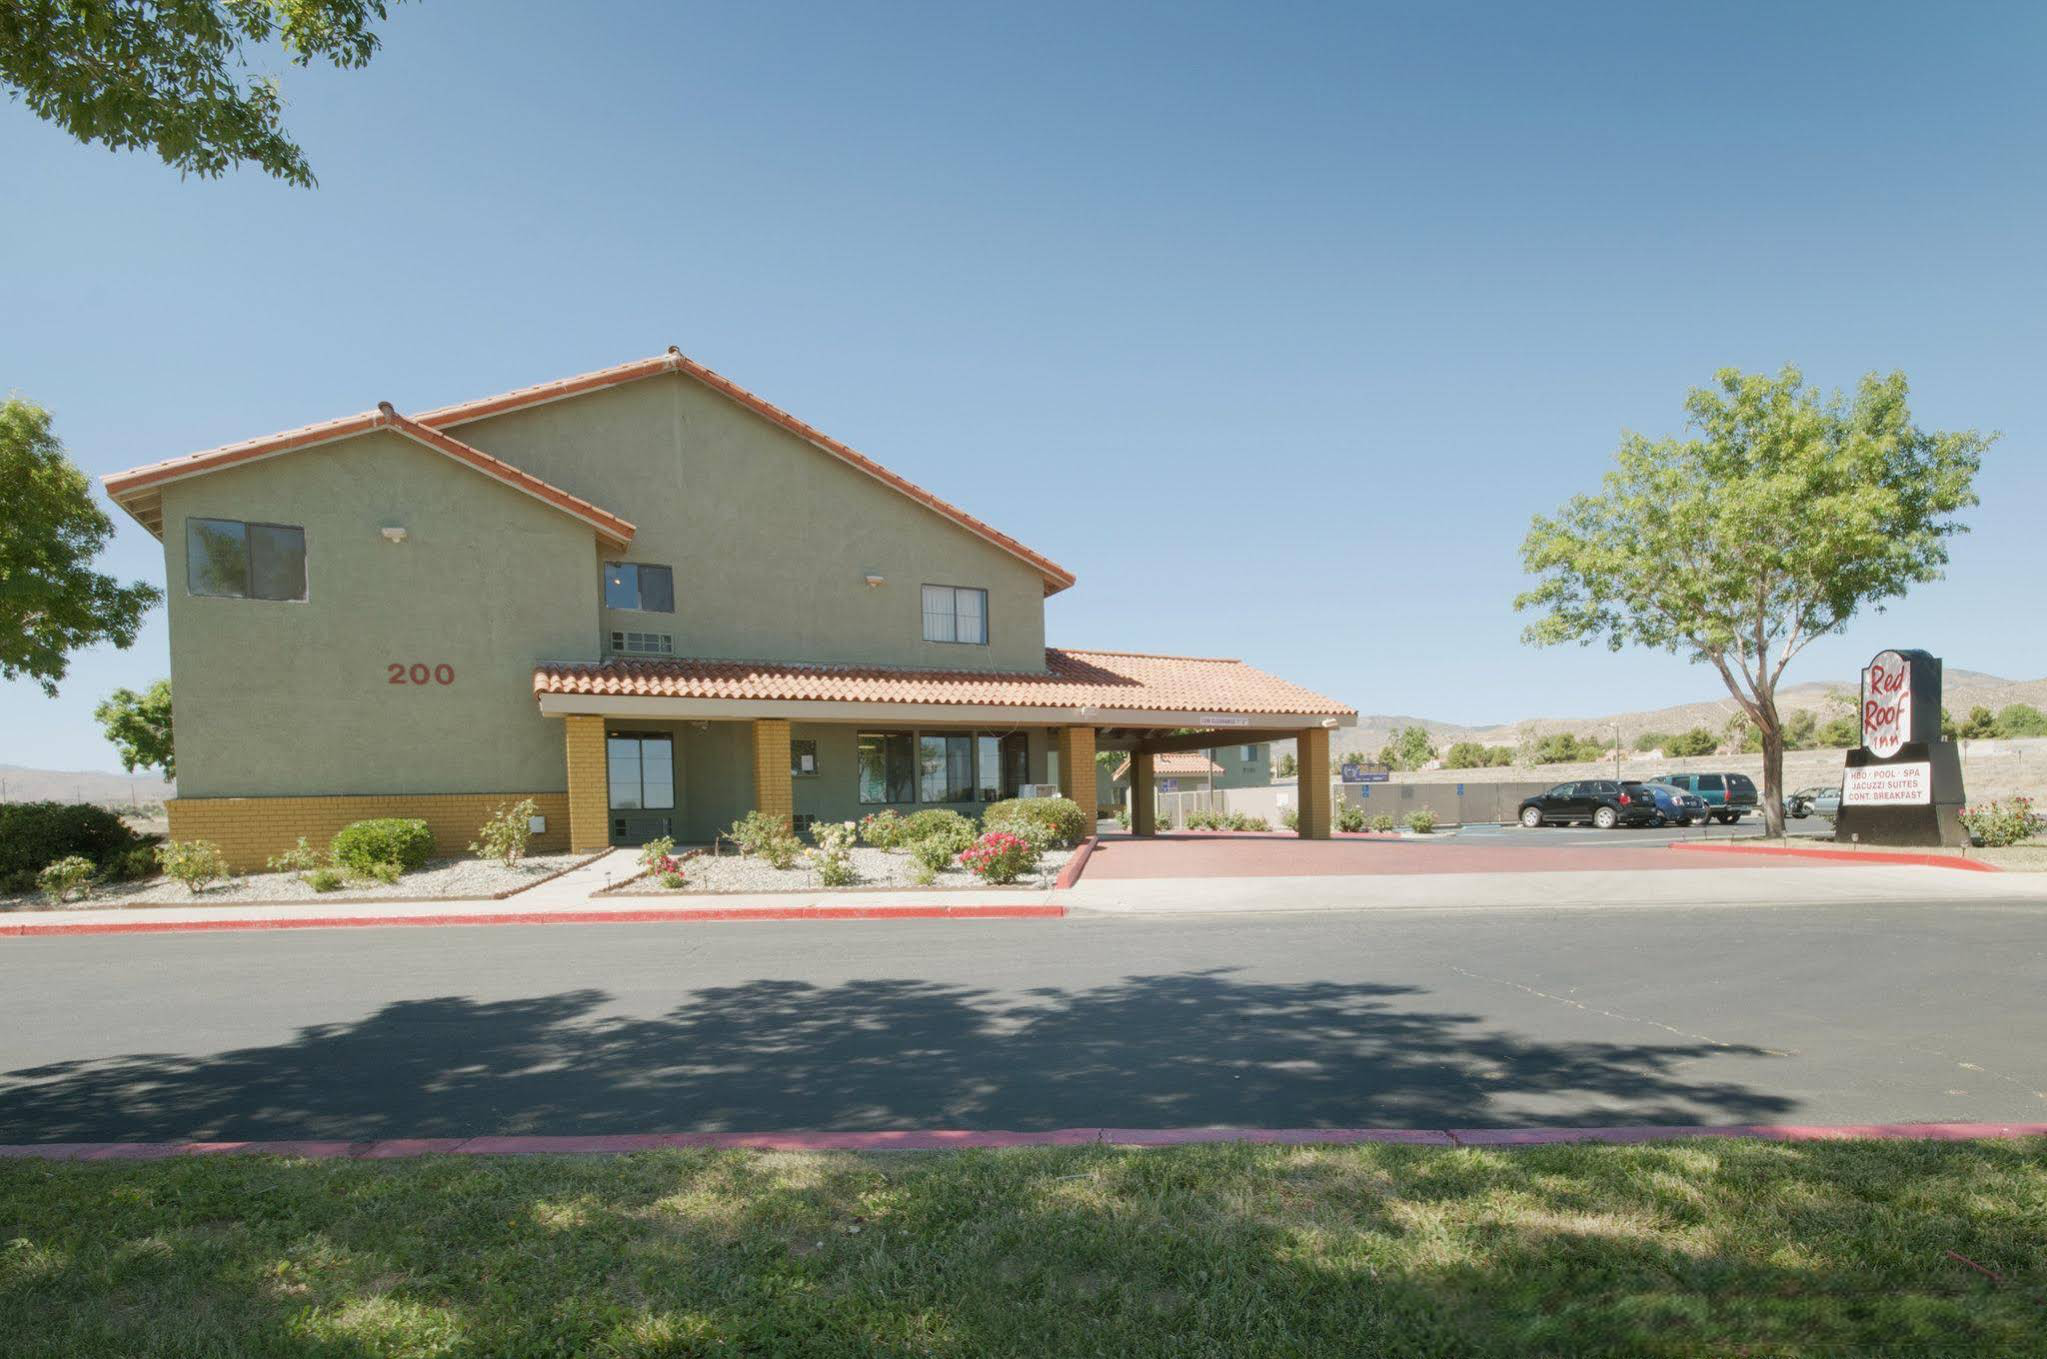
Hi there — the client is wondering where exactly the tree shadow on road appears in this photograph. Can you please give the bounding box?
[0,967,1795,1142]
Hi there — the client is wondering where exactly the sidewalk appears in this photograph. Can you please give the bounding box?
[1059,862,2047,915]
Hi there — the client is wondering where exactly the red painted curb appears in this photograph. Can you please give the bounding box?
[4,1121,2043,1161]
[1667,841,1998,872]
[1055,836,1099,889]
[2,903,1065,938]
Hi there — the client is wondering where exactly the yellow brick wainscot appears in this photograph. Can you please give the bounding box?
[167,793,572,874]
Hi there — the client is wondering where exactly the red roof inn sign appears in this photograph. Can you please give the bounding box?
[1858,649,1932,759]
[1836,648,1967,847]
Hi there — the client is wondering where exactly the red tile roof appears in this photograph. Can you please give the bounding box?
[533,648,1355,719]
[102,404,635,550]
[1111,752,1223,780]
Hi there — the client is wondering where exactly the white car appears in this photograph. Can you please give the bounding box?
[1807,787,1841,820]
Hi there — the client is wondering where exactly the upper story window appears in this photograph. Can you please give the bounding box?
[186,518,306,601]
[605,562,674,613]
[921,584,987,644]
[1241,744,1261,761]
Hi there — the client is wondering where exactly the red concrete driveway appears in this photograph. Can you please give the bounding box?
[1078,833,1825,879]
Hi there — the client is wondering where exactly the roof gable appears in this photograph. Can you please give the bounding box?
[415,349,1076,595]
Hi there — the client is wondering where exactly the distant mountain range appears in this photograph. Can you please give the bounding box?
[0,764,175,807]
[1325,669,2047,763]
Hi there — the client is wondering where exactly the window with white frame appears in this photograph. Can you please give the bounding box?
[610,631,673,656]
[1242,744,1260,761]
[921,585,987,644]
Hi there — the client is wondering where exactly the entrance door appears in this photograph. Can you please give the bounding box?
[999,732,1029,798]
[608,732,675,844]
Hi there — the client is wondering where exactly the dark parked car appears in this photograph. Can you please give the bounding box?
[1518,780,1661,830]
[1656,772,1759,824]
[1631,780,1709,826]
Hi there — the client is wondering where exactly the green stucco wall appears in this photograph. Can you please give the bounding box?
[442,374,1051,673]
[159,430,600,798]
[1097,743,1273,807]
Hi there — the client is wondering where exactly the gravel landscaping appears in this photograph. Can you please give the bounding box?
[0,853,595,911]
[623,844,1073,894]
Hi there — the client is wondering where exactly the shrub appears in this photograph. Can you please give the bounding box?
[1960,796,2037,849]
[266,837,325,880]
[1237,815,1271,832]
[910,819,979,872]
[113,844,160,882]
[156,839,227,894]
[307,867,345,893]
[1368,813,1396,833]
[470,798,539,866]
[1115,807,1131,831]
[727,810,790,858]
[1334,803,1367,833]
[361,860,404,885]
[859,809,909,851]
[982,797,1087,847]
[0,801,142,893]
[37,855,96,904]
[956,831,1040,885]
[761,833,803,870]
[909,859,938,886]
[637,836,678,874]
[1183,809,1215,831]
[330,819,433,875]
[903,808,976,842]
[658,870,686,889]
[1281,808,1299,831]
[1406,808,1438,834]
[806,821,859,886]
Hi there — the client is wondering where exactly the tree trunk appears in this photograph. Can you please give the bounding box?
[1759,712,1787,839]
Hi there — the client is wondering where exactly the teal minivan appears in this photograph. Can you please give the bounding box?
[1657,772,1759,824]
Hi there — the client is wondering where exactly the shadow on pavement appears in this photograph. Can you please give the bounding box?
[0,969,1796,1141]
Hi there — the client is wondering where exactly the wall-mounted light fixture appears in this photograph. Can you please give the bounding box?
[380,526,408,543]
[864,573,886,588]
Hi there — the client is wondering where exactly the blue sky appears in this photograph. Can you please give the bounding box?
[4,1,2044,772]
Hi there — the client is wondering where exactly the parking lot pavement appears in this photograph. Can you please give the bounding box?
[1456,815,1835,850]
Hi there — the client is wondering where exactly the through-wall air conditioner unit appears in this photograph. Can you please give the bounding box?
[1017,783,1059,799]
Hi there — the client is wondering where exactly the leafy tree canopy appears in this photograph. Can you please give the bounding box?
[1376,725,1436,772]
[0,1,401,187]
[1995,703,2047,739]
[95,678,175,779]
[1517,366,1989,832]
[1,399,162,695]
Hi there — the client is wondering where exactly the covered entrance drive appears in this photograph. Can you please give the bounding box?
[532,649,1357,852]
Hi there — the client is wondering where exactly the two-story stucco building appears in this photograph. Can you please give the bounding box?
[104,349,1355,867]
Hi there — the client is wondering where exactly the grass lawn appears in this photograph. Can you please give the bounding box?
[4,1138,2045,1357]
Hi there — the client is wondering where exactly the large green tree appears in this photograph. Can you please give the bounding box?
[0,1,401,188]
[1,399,162,695]
[1517,367,1990,835]
[95,678,175,779]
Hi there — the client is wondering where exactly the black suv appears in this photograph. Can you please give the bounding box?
[1517,780,1661,830]
[1656,772,1759,824]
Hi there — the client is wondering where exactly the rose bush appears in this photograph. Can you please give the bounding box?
[956,830,1039,885]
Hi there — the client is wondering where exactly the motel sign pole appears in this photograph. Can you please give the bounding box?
[1832,648,1969,848]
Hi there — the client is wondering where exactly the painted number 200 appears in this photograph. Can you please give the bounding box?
[388,662,455,686]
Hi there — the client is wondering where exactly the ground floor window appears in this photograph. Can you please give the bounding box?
[858,731,915,804]
[607,733,674,810]
[856,729,1032,804]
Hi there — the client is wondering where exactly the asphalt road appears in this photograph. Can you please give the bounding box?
[5,895,2045,1142]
